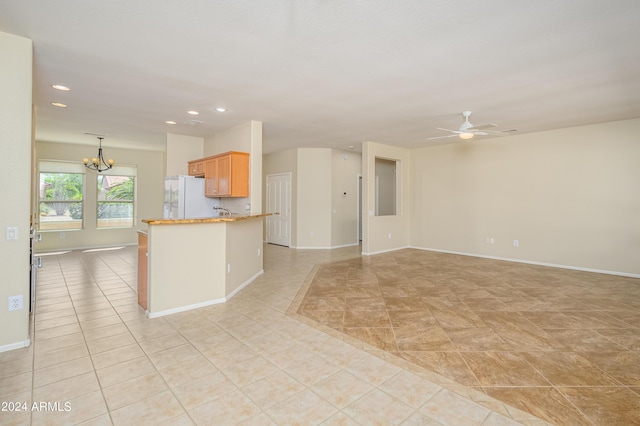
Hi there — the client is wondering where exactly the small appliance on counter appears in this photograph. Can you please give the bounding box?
[163,175,220,219]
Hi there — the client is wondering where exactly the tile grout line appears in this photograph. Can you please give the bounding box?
[77,251,194,425]
[67,252,117,426]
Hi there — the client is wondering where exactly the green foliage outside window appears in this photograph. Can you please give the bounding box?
[97,176,135,228]
[39,172,84,230]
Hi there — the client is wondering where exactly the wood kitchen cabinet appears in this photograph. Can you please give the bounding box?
[187,159,205,177]
[204,151,249,197]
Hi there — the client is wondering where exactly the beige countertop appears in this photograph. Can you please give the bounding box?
[142,213,271,226]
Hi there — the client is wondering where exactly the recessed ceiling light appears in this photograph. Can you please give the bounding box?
[52,84,70,91]
[165,120,177,125]
[215,107,227,113]
[187,110,199,115]
[51,102,67,108]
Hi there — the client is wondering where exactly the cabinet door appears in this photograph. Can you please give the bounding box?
[229,153,249,197]
[204,159,218,196]
[188,160,204,177]
[216,155,231,196]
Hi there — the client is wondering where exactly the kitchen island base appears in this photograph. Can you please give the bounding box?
[140,214,267,318]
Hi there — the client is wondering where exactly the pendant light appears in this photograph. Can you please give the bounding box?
[83,136,115,172]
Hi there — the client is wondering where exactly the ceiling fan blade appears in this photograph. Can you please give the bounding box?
[469,123,497,130]
[427,134,458,140]
[436,127,463,134]
[472,131,489,136]
[485,128,518,134]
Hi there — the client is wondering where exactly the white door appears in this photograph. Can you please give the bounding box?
[266,173,291,247]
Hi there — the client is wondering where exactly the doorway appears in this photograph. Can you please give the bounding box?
[266,173,291,247]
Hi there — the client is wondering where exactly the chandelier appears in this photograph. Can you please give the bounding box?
[83,136,114,172]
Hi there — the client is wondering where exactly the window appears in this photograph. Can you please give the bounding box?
[97,175,135,228]
[39,161,85,231]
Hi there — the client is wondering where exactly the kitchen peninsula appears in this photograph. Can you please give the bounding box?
[138,214,269,318]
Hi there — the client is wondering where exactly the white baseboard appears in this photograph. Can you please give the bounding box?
[0,338,31,353]
[292,242,360,250]
[226,270,264,300]
[362,245,410,256]
[146,270,264,319]
[291,245,332,250]
[147,298,226,318]
[409,246,640,279]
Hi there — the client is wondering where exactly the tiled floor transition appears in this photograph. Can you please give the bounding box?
[2,243,635,424]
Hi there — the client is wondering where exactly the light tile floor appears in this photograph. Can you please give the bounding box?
[295,249,640,425]
[0,244,549,425]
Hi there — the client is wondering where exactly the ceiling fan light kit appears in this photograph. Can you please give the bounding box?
[459,132,475,140]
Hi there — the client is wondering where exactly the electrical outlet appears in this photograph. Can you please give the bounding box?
[388,233,392,239]
[257,248,261,257]
[8,295,23,311]
[513,240,519,247]
[227,263,231,273]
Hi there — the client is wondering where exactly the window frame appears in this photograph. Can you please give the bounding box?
[95,166,137,230]
[38,161,86,232]
[96,173,138,230]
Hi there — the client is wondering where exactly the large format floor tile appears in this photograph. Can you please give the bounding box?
[295,249,640,425]
[0,244,550,424]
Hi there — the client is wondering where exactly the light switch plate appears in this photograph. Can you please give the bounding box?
[5,226,18,241]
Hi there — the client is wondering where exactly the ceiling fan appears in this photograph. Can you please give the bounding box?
[427,111,514,140]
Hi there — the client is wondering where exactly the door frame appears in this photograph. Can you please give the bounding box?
[266,172,292,247]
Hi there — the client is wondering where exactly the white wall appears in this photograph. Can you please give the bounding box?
[331,149,361,247]
[296,149,332,248]
[0,32,32,351]
[226,219,264,295]
[409,118,640,276]
[166,133,203,177]
[148,223,227,312]
[204,121,262,215]
[362,142,411,255]
[35,141,165,251]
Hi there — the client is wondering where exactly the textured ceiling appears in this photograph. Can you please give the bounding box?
[1,0,639,153]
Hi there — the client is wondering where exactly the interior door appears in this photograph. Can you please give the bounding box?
[266,173,291,247]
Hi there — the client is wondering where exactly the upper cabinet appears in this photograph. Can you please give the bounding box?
[187,159,205,177]
[201,151,249,197]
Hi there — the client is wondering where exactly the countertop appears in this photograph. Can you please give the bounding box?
[142,213,271,226]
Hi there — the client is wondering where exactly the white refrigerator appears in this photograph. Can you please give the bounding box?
[163,176,219,219]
